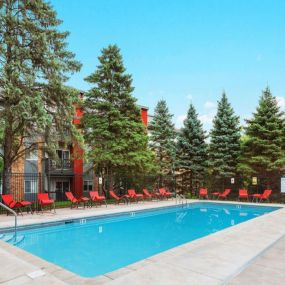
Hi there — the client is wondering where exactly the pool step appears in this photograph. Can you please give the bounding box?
[12,235,25,245]
[0,234,25,245]
[2,234,14,242]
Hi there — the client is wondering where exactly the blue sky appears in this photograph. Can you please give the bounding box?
[50,0,285,130]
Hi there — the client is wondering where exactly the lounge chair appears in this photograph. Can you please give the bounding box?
[158,188,173,199]
[199,188,208,199]
[90,191,107,207]
[211,190,220,199]
[127,189,144,202]
[218,188,231,200]
[251,189,272,202]
[109,190,128,204]
[1,194,33,215]
[38,193,55,212]
[143,189,160,200]
[238,189,249,201]
[66,191,90,208]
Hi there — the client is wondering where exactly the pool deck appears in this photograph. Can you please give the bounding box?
[0,199,285,285]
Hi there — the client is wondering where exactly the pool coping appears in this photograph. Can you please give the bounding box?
[1,200,285,284]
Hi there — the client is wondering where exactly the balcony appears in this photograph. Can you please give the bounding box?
[46,159,73,175]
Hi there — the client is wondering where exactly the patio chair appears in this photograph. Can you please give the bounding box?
[109,190,128,204]
[211,191,220,199]
[127,189,144,202]
[252,189,272,203]
[65,191,90,208]
[218,189,231,200]
[158,188,173,199]
[143,189,160,200]
[38,193,55,212]
[90,191,107,207]
[238,189,249,201]
[199,188,208,199]
[1,194,33,215]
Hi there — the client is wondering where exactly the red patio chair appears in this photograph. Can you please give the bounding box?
[1,194,33,215]
[211,191,220,199]
[90,191,107,207]
[143,189,160,200]
[127,189,144,202]
[38,193,55,212]
[109,190,128,204]
[159,188,173,199]
[238,189,249,201]
[218,189,231,200]
[66,191,90,208]
[252,189,272,203]
[199,188,208,199]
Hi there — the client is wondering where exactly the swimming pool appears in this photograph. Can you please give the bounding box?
[3,202,280,277]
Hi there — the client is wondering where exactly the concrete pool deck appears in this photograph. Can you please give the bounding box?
[0,199,285,284]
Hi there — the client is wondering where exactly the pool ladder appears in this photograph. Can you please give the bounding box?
[0,201,18,244]
[176,194,188,207]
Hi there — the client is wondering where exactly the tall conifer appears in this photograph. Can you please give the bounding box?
[148,100,176,176]
[209,93,241,178]
[239,87,285,181]
[83,45,155,179]
[177,104,208,191]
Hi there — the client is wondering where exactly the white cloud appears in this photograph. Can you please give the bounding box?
[198,113,215,125]
[186,94,193,101]
[277,96,285,109]
[204,100,216,110]
[176,114,187,128]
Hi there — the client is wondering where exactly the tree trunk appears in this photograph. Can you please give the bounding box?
[2,160,12,194]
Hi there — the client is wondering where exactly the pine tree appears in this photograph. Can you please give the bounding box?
[238,87,285,181]
[177,104,208,192]
[148,100,176,176]
[209,92,241,179]
[83,45,155,180]
[0,0,81,193]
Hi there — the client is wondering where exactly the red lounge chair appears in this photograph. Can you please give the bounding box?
[199,188,208,199]
[143,189,160,200]
[66,191,90,208]
[109,190,128,204]
[211,191,220,199]
[38,193,55,212]
[159,188,173,199]
[218,189,231,200]
[252,189,272,202]
[90,191,107,207]
[238,189,249,201]
[127,189,144,202]
[1,194,33,215]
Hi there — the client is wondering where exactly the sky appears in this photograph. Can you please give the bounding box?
[50,0,285,130]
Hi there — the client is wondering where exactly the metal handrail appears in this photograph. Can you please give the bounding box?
[0,201,17,241]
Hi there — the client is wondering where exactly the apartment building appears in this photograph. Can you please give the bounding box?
[2,95,149,201]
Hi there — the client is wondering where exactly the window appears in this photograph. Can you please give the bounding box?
[84,180,93,191]
[56,150,70,160]
[24,180,38,193]
[26,150,38,160]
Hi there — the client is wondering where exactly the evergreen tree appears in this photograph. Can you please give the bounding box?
[148,100,176,176]
[0,0,81,193]
[83,45,155,180]
[209,92,241,178]
[238,87,285,181]
[177,104,208,192]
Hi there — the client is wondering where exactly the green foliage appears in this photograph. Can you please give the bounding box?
[83,44,156,176]
[238,87,285,178]
[148,100,176,175]
[209,92,241,178]
[0,0,82,190]
[177,104,208,188]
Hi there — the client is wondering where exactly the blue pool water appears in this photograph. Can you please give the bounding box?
[10,203,279,277]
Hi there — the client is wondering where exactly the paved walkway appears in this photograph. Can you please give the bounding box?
[0,200,285,285]
[228,235,285,285]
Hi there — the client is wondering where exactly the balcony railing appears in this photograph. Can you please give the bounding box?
[47,159,72,171]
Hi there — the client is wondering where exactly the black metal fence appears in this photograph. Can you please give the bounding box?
[0,172,284,214]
